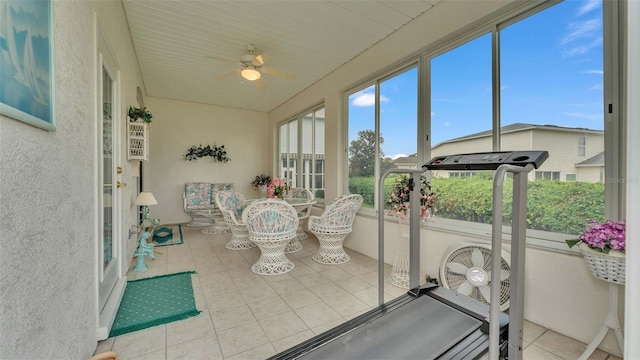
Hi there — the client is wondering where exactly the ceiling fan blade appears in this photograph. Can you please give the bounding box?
[472,248,485,268]
[457,281,473,296]
[252,52,269,66]
[216,69,240,80]
[262,66,296,80]
[478,285,491,303]
[255,77,266,90]
[446,262,469,275]
[206,55,239,65]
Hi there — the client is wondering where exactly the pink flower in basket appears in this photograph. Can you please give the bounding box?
[268,178,289,199]
[566,220,625,254]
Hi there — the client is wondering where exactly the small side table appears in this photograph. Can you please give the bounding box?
[577,283,624,359]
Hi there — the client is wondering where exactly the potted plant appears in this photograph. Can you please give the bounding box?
[267,178,290,199]
[566,220,626,284]
[128,106,153,124]
[387,174,436,221]
[251,174,272,198]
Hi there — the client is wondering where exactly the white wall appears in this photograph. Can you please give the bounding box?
[0,1,144,358]
[143,97,269,224]
[269,0,625,356]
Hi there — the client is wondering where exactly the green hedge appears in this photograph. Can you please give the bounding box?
[349,176,605,235]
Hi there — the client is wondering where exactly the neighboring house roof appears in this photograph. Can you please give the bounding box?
[393,156,417,167]
[576,152,604,167]
[432,123,603,149]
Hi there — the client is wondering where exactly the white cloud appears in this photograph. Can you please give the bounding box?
[351,91,389,107]
[584,69,603,75]
[561,19,600,45]
[390,154,408,160]
[590,83,603,91]
[561,112,601,120]
[577,0,601,17]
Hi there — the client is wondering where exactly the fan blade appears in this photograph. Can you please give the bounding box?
[457,281,473,296]
[206,55,239,65]
[446,262,469,275]
[216,69,240,80]
[255,77,266,90]
[472,248,485,268]
[252,52,269,66]
[487,269,510,281]
[478,285,492,303]
[262,66,296,80]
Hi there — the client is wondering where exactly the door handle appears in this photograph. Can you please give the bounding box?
[117,181,127,188]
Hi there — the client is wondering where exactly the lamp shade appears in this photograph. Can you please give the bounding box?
[241,68,261,81]
[135,192,158,206]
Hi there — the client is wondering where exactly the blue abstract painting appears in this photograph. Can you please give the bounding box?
[0,0,55,131]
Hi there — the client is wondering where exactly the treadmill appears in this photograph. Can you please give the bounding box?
[268,151,548,360]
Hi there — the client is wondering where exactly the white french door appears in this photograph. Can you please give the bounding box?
[97,32,124,339]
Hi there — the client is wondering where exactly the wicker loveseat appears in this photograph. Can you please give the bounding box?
[183,182,233,226]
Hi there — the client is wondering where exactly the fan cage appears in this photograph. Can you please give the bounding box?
[440,243,511,311]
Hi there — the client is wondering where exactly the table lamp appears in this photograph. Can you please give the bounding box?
[135,192,158,220]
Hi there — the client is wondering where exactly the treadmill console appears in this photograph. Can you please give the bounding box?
[423,151,548,171]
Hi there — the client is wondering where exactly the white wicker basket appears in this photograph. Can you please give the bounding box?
[578,242,626,285]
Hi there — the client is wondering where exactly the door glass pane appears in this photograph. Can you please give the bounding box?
[301,112,312,188]
[102,67,113,270]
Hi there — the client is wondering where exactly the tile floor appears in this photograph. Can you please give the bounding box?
[95,226,621,360]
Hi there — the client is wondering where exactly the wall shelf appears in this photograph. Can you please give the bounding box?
[127,122,148,160]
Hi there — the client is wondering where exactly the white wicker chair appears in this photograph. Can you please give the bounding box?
[309,194,363,264]
[242,199,299,275]
[214,189,256,250]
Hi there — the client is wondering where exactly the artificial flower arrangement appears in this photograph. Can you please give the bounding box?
[251,174,272,189]
[387,174,436,220]
[566,220,626,254]
[184,144,229,162]
[128,106,153,123]
[268,178,290,199]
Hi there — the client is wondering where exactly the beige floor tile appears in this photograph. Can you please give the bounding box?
[320,267,353,281]
[112,325,166,360]
[216,322,271,358]
[523,319,546,344]
[206,289,246,312]
[535,330,608,360]
[271,330,316,352]
[211,304,257,332]
[166,335,223,360]
[129,349,167,360]
[239,281,279,302]
[311,317,347,335]
[323,293,370,317]
[307,282,348,298]
[259,310,310,341]
[523,344,564,360]
[224,342,278,360]
[268,277,306,295]
[166,310,214,347]
[294,302,343,328]
[247,295,292,320]
[294,272,331,287]
[280,288,322,309]
[334,276,370,292]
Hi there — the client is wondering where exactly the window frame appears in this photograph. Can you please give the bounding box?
[342,0,623,252]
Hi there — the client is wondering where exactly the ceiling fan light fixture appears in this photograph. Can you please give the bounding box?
[241,68,261,81]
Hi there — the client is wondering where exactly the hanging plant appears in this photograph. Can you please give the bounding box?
[184,144,230,162]
[128,106,153,123]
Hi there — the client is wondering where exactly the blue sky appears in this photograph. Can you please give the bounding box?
[348,0,603,159]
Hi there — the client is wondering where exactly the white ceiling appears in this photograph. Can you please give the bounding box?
[122,0,442,112]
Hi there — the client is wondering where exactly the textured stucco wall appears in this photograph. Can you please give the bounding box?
[0,1,144,359]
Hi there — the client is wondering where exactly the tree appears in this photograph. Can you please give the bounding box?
[349,130,384,177]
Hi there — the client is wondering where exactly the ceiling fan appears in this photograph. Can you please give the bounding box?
[209,44,296,89]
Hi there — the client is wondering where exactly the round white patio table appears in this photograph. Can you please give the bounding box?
[283,197,316,252]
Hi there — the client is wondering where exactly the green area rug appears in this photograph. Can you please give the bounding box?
[109,271,201,337]
[152,224,183,247]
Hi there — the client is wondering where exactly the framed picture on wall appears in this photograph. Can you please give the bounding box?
[0,0,56,131]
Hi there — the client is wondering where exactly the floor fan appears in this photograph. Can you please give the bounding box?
[440,242,511,311]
